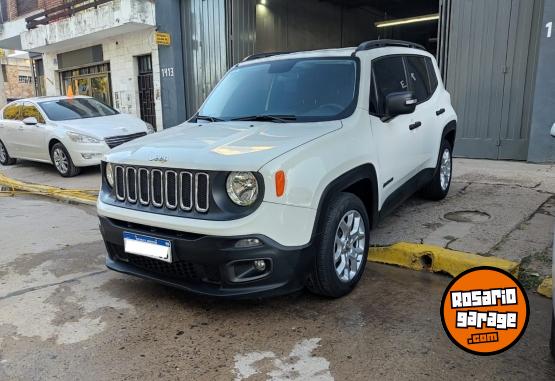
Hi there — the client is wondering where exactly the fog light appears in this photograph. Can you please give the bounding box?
[81,153,102,159]
[253,259,266,271]
[234,238,262,248]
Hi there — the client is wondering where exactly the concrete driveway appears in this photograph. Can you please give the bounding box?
[0,195,554,380]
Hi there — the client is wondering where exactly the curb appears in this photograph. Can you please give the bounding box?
[537,277,553,299]
[0,173,97,206]
[368,242,520,278]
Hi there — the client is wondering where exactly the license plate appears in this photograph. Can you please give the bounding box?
[123,232,172,262]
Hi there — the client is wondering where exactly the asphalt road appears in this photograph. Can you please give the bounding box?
[1,195,554,380]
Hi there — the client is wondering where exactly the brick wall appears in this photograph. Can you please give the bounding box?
[2,60,34,100]
[3,0,77,21]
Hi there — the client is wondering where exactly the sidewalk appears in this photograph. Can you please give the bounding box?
[372,158,554,289]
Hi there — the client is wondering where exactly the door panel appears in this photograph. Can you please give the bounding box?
[371,56,422,199]
[19,102,48,160]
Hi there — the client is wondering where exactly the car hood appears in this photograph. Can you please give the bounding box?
[105,120,342,171]
[54,114,148,139]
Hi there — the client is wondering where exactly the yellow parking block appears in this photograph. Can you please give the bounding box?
[0,173,97,205]
[537,277,553,299]
[368,242,519,278]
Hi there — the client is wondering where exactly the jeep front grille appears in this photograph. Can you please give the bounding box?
[114,165,210,213]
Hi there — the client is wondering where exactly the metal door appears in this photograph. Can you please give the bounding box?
[137,55,157,128]
[181,0,228,116]
[440,0,541,160]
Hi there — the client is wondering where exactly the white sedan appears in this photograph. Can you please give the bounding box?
[0,96,155,177]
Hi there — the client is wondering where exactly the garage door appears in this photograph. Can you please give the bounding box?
[440,0,542,160]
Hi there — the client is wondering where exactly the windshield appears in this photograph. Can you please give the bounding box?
[39,98,118,121]
[198,58,359,122]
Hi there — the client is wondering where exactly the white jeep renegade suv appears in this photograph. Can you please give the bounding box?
[98,40,457,298]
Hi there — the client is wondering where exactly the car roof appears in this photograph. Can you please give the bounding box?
[237,45,433,67]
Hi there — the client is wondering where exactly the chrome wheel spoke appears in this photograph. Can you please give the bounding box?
[334,210,366,283]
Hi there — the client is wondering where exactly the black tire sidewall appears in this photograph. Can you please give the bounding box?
[314,193,370,297]
[0,140,8,165]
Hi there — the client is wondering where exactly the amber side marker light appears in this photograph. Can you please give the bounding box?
[275,170,286,197]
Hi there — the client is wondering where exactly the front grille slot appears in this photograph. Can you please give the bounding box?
[113,165,211,214]
[138,168,149,205]
[180,172,193,211]
[195,173,209,212]
[126,167,137,203]
[105,132,147,149]
[165,171,178,209]
[115,166,125,200]
[151,169,164,207]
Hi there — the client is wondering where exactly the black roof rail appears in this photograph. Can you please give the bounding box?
[242,51,291,62]
[351,39,426,56]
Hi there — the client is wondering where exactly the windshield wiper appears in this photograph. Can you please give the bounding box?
[230,114,297,123]
[196,115,224,122]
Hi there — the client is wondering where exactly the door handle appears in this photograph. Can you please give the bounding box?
[409,121,422,130]
[436,108,445,116]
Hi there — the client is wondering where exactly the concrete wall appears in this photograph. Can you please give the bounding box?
[40,28,163,129]
[527,0,555,163]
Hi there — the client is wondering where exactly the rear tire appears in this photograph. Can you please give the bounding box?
[0,140,16,165]
[50,142,81,177]
[420,139,452,201]
[307,193,369,298]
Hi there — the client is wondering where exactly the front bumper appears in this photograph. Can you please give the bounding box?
[67,142,109,167]
[99,216,316,298]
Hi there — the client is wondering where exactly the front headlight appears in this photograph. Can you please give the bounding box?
[105,162,114,188]
[226,172,259,206]
[67,131,101,144]
[146,122,155,134]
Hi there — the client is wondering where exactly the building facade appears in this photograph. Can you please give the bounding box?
[155,0,554,163]
[0,0,163,129]
[0,49,34,101]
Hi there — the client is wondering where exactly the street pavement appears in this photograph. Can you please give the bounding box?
[0,195,554,380]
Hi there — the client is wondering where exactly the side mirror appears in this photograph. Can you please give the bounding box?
[384,91,417,120]
[551,123,555,138]
[22,117,38,125]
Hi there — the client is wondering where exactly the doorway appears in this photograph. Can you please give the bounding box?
[137,54,157,128]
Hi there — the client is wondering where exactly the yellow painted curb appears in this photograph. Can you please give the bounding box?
[0,173,97,206]
[368,242,519,278]
[537,277,553,299]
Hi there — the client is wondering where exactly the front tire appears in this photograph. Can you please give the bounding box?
[307,193,370,298]
[0,140,17,165]
[50,142,81,177]
[420,139,452,201]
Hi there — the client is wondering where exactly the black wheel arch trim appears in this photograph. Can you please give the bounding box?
[310,164,379,240]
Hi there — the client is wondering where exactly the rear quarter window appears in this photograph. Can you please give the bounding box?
[425,57,439,95]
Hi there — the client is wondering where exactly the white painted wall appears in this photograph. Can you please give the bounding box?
[40,28,163,130]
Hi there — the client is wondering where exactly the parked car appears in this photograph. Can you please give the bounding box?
[0,96,155,177]
[98,40,457,298]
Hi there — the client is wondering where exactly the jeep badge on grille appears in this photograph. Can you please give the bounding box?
[149,155,168,163]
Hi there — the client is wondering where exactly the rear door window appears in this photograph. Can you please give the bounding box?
[372,56,408,114]
[3,103,20,120]
[405,56,430,104]
[426,57,439,95]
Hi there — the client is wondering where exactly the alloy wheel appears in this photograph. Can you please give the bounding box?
[440,148,452,191]
[334,210,366,282]
[53,148,69,174]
